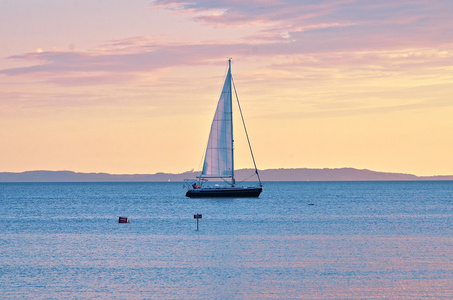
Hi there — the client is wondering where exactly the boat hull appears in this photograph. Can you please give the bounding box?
[186,187,262,198]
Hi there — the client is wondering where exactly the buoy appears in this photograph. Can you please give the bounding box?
[118,216,129,223]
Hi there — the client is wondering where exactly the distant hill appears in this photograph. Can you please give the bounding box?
[1,168,452,182]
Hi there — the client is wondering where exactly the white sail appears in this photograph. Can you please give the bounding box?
[200,61,233,179]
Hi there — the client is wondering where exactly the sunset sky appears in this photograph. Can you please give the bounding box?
[1,0,453,176]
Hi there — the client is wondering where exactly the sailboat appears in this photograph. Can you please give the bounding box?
[185,59,263,198]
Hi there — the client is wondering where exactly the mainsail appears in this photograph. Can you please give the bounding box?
[200,60,234,180]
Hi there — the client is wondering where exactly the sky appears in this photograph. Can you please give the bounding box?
[1,0,453,176]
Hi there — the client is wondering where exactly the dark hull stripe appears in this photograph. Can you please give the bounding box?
[186,187,262,198]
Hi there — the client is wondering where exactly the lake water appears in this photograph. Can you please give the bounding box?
[1,181,452,299]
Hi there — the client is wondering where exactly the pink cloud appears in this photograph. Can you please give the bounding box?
[0,44,225,82]
[153,0,453,48]
[2,0,453,87]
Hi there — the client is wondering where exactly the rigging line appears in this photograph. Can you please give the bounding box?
[235,172,258,185]
[220,177,234,186]
[231,76,262,185]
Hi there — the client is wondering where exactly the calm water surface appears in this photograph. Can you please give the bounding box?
[1,181,452,299]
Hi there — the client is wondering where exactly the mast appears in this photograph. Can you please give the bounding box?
[229,58,235,185]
